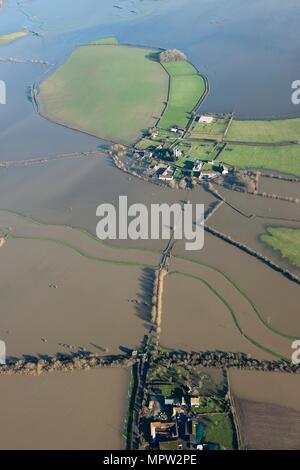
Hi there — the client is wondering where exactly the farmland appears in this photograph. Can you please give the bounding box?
[226,118,300,143]
[39,44,169,143]
[217,143,300,176]
[158,60,207,130]
[199,414,234,450]
[189,115,231,140]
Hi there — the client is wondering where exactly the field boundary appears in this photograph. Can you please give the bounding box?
[157,60,209,131]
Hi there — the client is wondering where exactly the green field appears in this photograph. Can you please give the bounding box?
[261,227,300,268]
[135,138,162,150]
[217,144,300,176]
[200,415,234,450]
[0,31,28,46]
[159,441,178,450]
[189,115,230,140]
[158,60,207,130]
[226,118,300,143]
[192,397,226,414]
[175,141,216,167]
[39,44,169,143]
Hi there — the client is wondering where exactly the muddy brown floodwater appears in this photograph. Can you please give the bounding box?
[0,368,130,450]
[161,258,293,360]
[173,229,300,340]
[208,186,300,275]
[229,369,300,450]
[0,211,160,358]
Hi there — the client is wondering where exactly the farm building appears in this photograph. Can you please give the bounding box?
[196,115,215,124]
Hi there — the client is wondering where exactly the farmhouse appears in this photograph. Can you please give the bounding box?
[150,127,159,139]
[193,160,203,172]
[190,397,201,407]
[150,421,178,441]
[169,126,185,135]
[173,147,182,159]
[157,166,174,181]
[221,164,229,175]
[199,170,219,180]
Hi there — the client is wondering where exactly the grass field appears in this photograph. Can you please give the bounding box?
[159,441,178,450]
[158,61,207,130]
[226,118,300,143]
[261,227,300,268]
[189,115,230,140]
[175,141,216,167]
[0,31,28,46]
[39,44,169,143]
[217,144,300,176]
[200,414,234,450]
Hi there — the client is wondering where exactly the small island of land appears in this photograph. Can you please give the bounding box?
[39,40,206,144]
[0,31,28,46]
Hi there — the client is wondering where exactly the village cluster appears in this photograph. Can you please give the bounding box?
[138,365,233,451]
[133,114,232,187]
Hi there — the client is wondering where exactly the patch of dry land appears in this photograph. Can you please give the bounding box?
[0,211,159,358]
[0,31,28,45]
[0,368,130,449]
[39,43,169,144]
[229,369,300,450]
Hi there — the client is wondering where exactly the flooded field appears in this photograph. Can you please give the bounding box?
[161,258,294,360]
[229,369,300,449]
[0,368,130,449]
[0,214,158,357]
[208,191,300,275]
[216,185,300,222]
[0,156,215,250]
[173,232,300,339]
[259,176,300,200]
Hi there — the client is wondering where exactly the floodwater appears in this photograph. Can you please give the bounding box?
[173,233,300,339]
[161,258,294,361]
[229,369,300,450]
[0,217,157,357]
[207,186,300,275]
[1,0,300,449]
[0,368,131,449]
[259,176,300,200]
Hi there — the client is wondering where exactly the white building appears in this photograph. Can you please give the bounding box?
[158,166,174,181]
[173,147,182,158]
[193,160,203,172]
[222,165,229,175]
[197,115,214,124]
